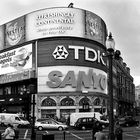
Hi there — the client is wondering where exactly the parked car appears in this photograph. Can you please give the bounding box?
[116,116,139,127]
[35,119,68,131]
[74,117,108,130]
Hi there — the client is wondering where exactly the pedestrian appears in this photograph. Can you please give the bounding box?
[92,122,98,140]
[1,124,15,140]
[115,124,123,140]
[94,125,106,140]
[66,116,70,126]
[13,124,19,140]
[92,121,100,140]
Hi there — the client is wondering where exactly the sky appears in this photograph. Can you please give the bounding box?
[0,0,140,86]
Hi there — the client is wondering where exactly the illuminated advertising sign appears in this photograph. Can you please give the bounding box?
[0,70,32,84]
[5,16,25,47]
[0,25,4,50]
[37,39,107,72]
[85,11,106,45]
[0,44,32,75]
[38,66,107,94]
[26,8,85,41]
[26,8,107,45]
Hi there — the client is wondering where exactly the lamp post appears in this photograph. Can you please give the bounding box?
[106,32,120,140]
[29,84,36,140]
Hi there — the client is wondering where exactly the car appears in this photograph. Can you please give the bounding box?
[36,118,51,122]
[74,117,108,130]
[35,119,68,131]
[116,116,139,127]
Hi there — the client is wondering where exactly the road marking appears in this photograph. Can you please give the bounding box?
[24,129,28,139]
[124,132,140,139]
[69,132,84,140]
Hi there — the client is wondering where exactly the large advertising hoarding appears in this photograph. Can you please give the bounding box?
[37,39,107,72]
[26,8,85,41]
[26,8,107,45]
[0,70,34,84]
[38,66,107,94]
[85,11,106,45]
[5,16,25,48]
[0,7,107,51]
[37,39,107,94]
[0,25,4,50]
[0,44,32,75]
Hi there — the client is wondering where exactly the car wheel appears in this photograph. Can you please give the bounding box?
[58,126,63,131]
[81,126,86,130]
[38,126,43,131]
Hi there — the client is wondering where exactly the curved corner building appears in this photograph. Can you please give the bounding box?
[0,7,108,120]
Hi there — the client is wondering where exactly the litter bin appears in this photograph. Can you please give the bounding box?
[42,133,54,140]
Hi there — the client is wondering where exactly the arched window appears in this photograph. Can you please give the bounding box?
[41,98,56,106]
[60,97,74,106]
[94,98,101,106]
[79,97,90,106]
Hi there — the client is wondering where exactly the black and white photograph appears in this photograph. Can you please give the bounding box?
[0,0,140,140]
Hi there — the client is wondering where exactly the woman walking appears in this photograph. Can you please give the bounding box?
[1,124,15,140]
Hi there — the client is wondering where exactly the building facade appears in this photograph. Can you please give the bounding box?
[135,85,140,115]
[0,6,135,121]
[113,57,135,117]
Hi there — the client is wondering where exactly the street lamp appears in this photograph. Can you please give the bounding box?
[106,32,120,140]
[29,84,36,140]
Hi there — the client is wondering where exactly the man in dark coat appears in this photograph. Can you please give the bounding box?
[115,124,123,140]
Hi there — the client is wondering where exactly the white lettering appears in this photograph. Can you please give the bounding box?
[68,45,106,65]
[69,45,84,59]
[85,47,97,62]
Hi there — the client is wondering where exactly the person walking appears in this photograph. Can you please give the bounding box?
[13,124,19,140]
[115,123,123,140]
[94,126,106,140]
[92,121,100,140]
[1,124,15,140]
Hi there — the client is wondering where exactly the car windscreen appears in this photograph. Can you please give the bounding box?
[19,116,27,121]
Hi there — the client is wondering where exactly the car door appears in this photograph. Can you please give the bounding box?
[40,121,49,129]
[87,118,93,129]
[80,118,87,129]
[47,120,57,129]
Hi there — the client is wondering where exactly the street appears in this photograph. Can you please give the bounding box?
[1,126,140,140]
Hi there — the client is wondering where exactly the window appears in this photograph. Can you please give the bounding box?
[15,117,20,121]
[82,118,86,123]
[41,98,56,106]
[94,98,101,106]
[88,118,92,122]
[60,97,74,106]
[79,97,90,106]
